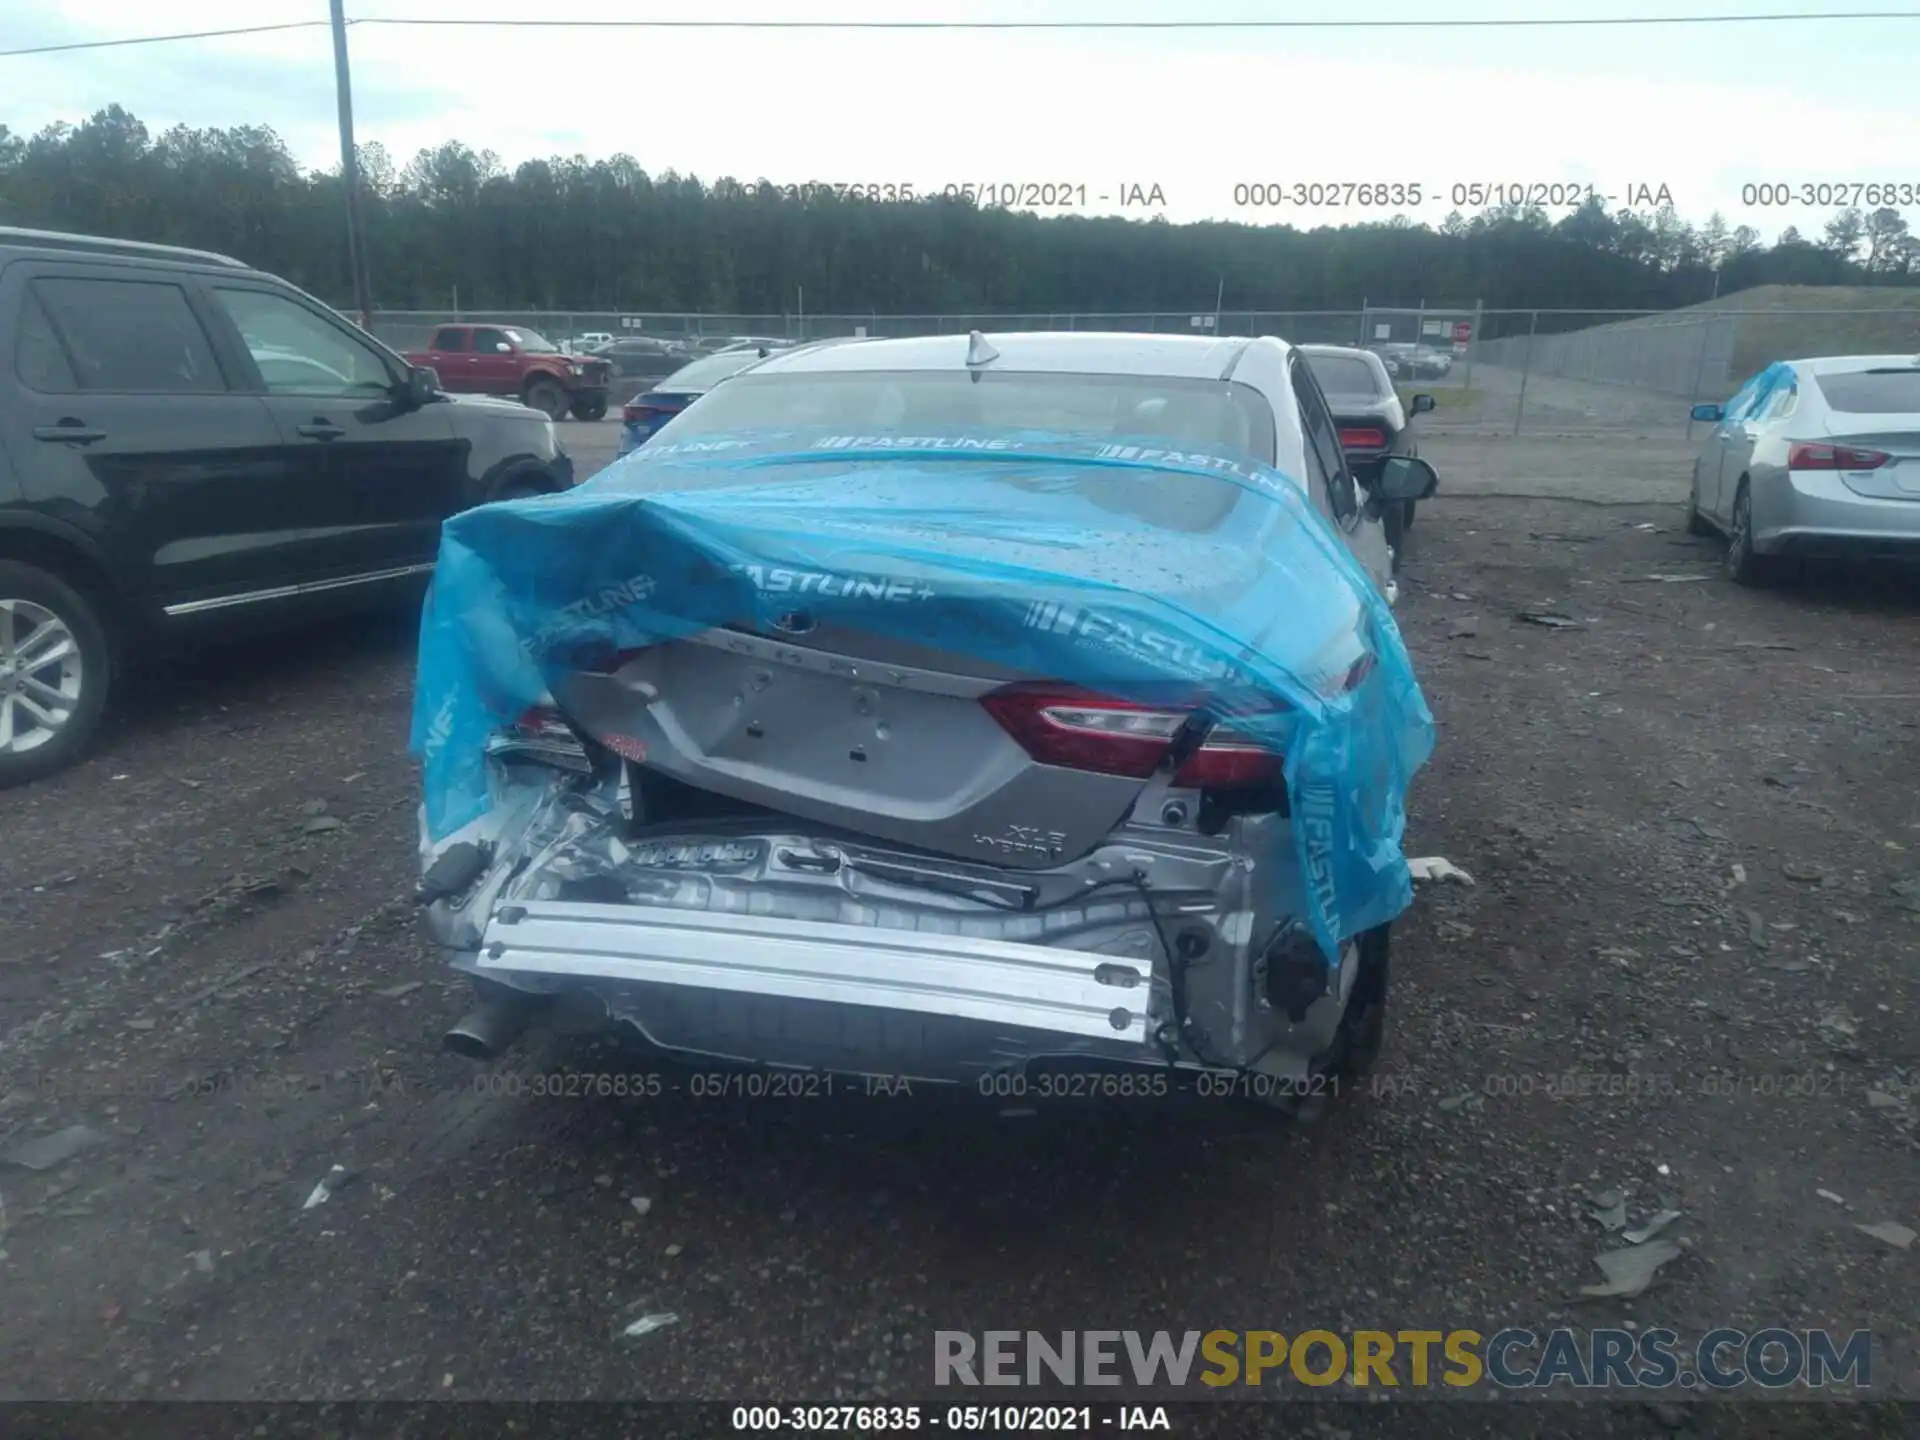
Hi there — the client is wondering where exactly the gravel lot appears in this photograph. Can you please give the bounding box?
[2,426,1916,1432]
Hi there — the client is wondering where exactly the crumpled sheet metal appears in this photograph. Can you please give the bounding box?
[410,427,1436,964]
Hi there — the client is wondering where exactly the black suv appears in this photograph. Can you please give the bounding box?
[0,227,576,786]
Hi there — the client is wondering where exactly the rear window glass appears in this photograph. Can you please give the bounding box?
[15,289,77,392]
[1303,354,1384,399]
[34,277,223,393]
[663,370,1277,465]
[1813,368,1920,413]
[658,351,767,391]
[625,371,1281,532]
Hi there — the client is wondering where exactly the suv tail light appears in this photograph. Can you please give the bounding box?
[1788,442,1890,471]
[980,683,1295,789]
[1338,427,1388,451]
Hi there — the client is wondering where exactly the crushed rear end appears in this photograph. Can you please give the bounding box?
[411,429,1434,1087]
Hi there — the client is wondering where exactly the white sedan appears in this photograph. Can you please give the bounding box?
[1687,354,1920,584]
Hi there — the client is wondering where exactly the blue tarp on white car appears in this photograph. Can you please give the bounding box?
[410,427,1436,964]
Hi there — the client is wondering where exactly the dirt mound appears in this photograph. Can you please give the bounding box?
[1637,285,1920,375]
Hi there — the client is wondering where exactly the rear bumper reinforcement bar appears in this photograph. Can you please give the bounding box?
[477,900,1154,1043]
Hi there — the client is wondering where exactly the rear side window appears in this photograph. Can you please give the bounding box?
[15,289,77,392]
[431,327,469,352]
[1290,359,1358,519]
[33,277,224,394]
[1813,369,1920,414]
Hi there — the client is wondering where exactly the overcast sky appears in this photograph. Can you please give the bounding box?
[6,0,1919,243]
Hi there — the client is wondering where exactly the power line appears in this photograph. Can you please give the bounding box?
[354,9,1920,27]
[2,21,330,59]
[4,9,1917,58]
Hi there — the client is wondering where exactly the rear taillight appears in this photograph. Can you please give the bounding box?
[980,683,1291,789]
[980,687,1186,778]
[1788,442,1890,471]
[1170,730,1284,788]
[622,402,663,424]
[1339,427,1388,451]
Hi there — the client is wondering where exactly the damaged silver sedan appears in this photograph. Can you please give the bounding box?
[414,331,1437,1105]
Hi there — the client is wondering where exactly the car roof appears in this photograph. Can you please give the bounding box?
[1790,354,1920,376]
[747,330,1282,380]
[0,225,251,271]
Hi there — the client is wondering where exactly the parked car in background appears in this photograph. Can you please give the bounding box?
[616,342,798,455]
[1372,343,1451,380]
[0,226,575,786]
[1685,354,1920,585]
[689,334,792,356]
[1299,343,1437,569]
[568,331,614,352]
[403,323,612,422]
[417,331,1438,1109]
[590,335,698,381]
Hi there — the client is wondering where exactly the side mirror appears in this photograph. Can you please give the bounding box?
[1410,393,1437,414]
[402,365,441,408]
[495,342,512,354]
[1375,455,1439,502]
[1690,403,1724,422]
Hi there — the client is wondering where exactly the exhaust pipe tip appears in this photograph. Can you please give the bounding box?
[444,995,538,1061]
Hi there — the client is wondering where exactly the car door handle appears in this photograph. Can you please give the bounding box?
[33,421,105,444]
[295,420,345,440]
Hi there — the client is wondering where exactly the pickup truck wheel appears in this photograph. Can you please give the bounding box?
[0,561,113,788]
[522,377,568,422]
[570,395,609,422]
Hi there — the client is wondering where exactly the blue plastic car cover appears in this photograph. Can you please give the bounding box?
[410,427,1436,965]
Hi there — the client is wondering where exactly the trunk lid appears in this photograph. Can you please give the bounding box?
[553,622,1154,869]
[1815,415,1920,501]
[496,451,1369,870]
[543,491,1326,869]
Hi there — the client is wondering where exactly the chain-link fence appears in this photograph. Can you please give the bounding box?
[364,303,1920,436]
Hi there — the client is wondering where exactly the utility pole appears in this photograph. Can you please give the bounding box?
[1213,275,1223,333]
[329,0,375,331]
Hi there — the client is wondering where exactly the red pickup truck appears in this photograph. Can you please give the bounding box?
[404,323,612,422]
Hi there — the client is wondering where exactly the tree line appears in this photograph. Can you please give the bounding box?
[2,105,1917,319]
